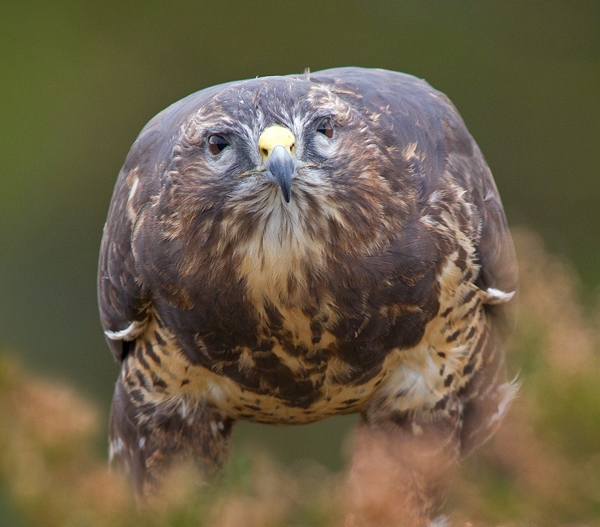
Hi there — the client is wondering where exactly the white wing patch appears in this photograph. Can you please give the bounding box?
[128,177,139,203]
[482,287,515,305]
[488,378,520,426]
[104,320,146,341]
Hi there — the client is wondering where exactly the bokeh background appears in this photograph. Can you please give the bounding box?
[1,1,599,525]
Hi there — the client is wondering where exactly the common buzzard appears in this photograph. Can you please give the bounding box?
[98,67,517,523]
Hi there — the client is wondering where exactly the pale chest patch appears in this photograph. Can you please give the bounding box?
[232,197,338,342]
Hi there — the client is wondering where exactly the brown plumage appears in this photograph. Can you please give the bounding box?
[98,67,517,523]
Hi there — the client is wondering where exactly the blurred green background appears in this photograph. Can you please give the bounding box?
[0,1,599,523]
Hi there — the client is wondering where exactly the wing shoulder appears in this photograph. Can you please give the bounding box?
[98,83,233,361]
[313,67,517,324]
[98,160,149,361]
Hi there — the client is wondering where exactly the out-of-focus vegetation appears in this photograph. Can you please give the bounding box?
[1,230,599,526]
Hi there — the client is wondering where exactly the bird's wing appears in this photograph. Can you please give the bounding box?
[311,67,518,456]
[98,83,234,361]
[312,67,518,329]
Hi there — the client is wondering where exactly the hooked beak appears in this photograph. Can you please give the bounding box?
[265,145,296,203]
[258,125,297,203]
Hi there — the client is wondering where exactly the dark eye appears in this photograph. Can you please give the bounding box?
[207,134,230,155]
[316,118,334,138]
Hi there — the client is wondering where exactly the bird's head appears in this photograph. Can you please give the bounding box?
[164,75,392,218]
[129,73,408,299]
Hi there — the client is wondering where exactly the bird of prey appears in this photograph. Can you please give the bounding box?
[98,67,517,522]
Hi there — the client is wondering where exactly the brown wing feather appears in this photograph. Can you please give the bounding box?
[97,163,147,361]
[314,67,517,300]
[98,82,237,361]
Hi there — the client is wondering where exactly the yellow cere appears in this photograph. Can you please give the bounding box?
[257,125,296,159]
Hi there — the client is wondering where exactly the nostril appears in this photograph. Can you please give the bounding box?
[261,148,269,157]
[290,143,295,153]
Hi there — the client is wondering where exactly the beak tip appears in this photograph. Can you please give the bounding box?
[264,145,296,205]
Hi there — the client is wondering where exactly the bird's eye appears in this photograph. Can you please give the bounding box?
[316,118,334,139]
[207,134,230,155]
